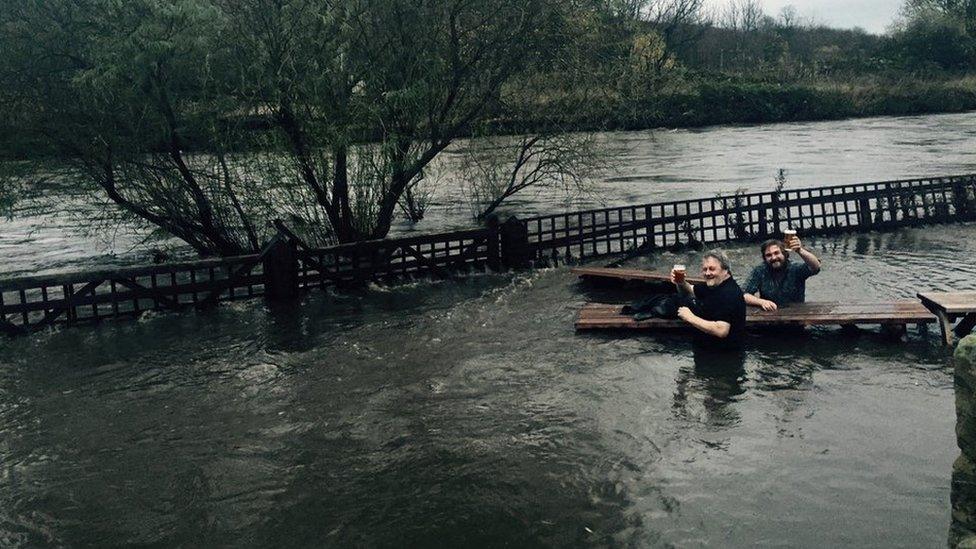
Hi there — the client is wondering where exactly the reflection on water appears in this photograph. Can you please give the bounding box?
[0,223,970,546]
[673,350,747,428]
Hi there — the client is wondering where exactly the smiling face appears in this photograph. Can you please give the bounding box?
[700,256,729,287]
[762,244,787,270]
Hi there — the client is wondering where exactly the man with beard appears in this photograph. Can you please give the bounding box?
[671,250,746,349]
[742,238,822,311]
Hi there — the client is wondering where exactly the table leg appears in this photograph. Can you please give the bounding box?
[935,309,955,346]
[955,313,976,339]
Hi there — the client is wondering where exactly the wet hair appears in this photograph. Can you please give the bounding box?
[760,239,790,260]
[702,249,732,273]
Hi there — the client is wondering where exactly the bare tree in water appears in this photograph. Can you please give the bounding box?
[458,132,608,221]
[0,0,585,255]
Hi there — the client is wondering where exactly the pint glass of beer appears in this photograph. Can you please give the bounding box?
[673,264,686,283]
[783,229,798,249]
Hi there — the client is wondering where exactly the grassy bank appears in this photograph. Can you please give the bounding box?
[4,75,976,161]
[498,74,976,134]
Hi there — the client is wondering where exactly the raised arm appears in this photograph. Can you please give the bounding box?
[790,239,821,274]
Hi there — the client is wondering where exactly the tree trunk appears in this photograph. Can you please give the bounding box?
[332,145,359,242]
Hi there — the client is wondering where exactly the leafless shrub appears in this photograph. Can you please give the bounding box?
[458,132,610,221]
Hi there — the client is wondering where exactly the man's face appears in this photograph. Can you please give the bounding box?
[763,245,786,270]
[700,257,728,287]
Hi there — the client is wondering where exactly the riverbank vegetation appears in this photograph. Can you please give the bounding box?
[501,0,976,131]
[1,0,975,256]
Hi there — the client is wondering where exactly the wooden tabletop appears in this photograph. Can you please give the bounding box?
[571,267,705,284]
[916,292,976,314]
[577,301,936,330]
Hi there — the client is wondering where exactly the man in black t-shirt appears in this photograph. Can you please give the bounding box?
[670,250,747,349]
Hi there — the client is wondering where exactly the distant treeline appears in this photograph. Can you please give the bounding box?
[3,0,976,158]
[490,0,976,133]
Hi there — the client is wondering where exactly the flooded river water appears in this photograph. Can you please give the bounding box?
[2,113,976,546]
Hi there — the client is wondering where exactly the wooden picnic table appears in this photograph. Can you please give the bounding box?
[916,291,976,345]
[576,301,937,331]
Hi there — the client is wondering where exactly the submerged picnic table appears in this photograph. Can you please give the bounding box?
[575,302,937,331]
[917,292,976,345]
[572,266,976,344]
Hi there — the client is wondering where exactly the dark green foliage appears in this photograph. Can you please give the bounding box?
[886,10,976,71]
[0,0,579,254]
[3,0,976,258]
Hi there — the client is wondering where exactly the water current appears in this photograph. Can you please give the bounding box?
[2,112,976,546]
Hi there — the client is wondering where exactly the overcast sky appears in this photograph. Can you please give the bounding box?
[705,0,904,34]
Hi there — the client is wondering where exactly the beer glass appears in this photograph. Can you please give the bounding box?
[673,264,686,283]
[783,228,798,249]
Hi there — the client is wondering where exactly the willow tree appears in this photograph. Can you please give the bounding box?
[1,0,578,254]
[1,1,266,255]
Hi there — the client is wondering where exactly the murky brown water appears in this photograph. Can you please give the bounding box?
[5,111,976,278]
[2,113,975,546]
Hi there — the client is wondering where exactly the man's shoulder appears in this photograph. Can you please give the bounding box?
[719,277,745,299]
[746,263,767,279]
[788,260,816,277]
[728,279,746,305]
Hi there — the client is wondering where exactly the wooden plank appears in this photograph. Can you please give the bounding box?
[0,255,262,291]
[575,301,937,330]
[30,279,103,331]
[918,291,976,314]
[311,227,490,256]
[401,244,449,278]
[0,273,266,315]
[580,302,936,319]
[570,267,705,284]
[581,301,932,313]
[112,278,185,311]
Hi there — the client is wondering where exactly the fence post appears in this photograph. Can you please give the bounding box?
[955,179,975,220]
[499,216,530,269]
[857,197,873,228]
[771,193,781,235]
[644,205,656,249]
[263,234,299,300]
[757,198,769,238]
[485,214,502,271]
[64,284,76,324]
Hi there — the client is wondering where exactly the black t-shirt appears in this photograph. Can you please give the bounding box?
[692,276,746,349]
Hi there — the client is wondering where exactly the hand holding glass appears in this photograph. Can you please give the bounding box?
[783,229,799,250]
[672,264,686,283]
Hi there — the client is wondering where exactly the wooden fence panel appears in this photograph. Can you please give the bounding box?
[524,174,976,259]
[3,174,976,334]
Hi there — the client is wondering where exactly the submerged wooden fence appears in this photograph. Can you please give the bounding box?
[523,173,976,263]
[3,174,976,335]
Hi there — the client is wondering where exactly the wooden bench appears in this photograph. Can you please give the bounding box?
[575,301,937,331]
[571,267,704,285]
[917,291,976,345]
